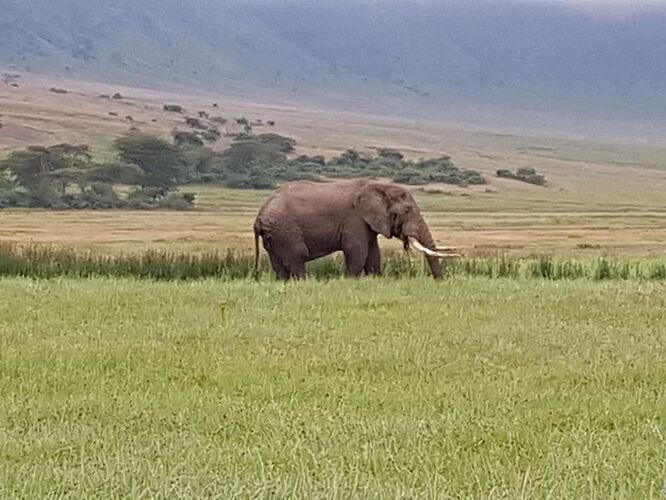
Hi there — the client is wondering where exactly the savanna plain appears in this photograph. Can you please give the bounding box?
[1,77,666,497]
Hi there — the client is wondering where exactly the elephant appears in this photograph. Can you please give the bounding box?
[253,178,457,280]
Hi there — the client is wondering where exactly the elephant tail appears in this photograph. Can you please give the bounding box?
[253,220,262,278]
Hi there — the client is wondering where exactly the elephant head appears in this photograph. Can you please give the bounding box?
[353,182,454,279]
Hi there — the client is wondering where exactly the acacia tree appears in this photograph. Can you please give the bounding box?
[0,143,92,195]
[114,134,185,189]
[86,161,145,185]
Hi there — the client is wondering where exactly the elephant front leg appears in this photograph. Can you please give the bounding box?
[364,236,381,276]
[342,236,369,278]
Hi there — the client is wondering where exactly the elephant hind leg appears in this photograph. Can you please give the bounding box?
[269,253,306,281]
[267,239,308,281]
[268,253,291,281]
[286,261,306,280]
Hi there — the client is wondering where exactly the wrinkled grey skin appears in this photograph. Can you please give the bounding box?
[253,178,443,280]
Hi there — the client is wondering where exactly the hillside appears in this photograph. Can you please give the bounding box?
[1,0,666,139]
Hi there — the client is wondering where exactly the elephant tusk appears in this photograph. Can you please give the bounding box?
[408,237,461,258]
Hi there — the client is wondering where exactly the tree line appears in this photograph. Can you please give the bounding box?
[0,129,490,209]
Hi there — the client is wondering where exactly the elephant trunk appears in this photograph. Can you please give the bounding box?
[412,221,443,280]
[420,229,444,280]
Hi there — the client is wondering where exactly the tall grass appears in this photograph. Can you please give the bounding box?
[1,243,664,281]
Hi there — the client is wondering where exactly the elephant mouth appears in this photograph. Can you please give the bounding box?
[407,237,461,259]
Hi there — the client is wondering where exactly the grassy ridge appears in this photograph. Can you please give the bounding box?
[1,243,665,281]
[0,277,664,497]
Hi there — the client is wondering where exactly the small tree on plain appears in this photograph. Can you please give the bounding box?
[114,134,184,189]
[0,143,92,195]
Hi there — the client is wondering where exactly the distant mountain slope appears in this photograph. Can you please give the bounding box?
[0,0,332,90]
[2,0,666,135]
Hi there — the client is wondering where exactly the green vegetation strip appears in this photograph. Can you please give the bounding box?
[0,132,490,210]
[1,243,665,280]
[0,278,664,496]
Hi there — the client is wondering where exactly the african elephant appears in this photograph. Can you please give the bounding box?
[253,178,456,280]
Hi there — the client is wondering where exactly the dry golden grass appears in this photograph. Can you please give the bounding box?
[2,186,665,257]
[1,75,665,257]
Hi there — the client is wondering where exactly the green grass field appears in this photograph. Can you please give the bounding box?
[1,277,664,497]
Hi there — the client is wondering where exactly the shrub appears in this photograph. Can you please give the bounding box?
[124,187,194,210]
[393,168,428,185]
[72,183,122,209]
[252,133,296,153]
[0,184,27,208]
[293,155,325,166]
[173,130,204,147]
[223,172,276,190]
[158,192,196,210]
[496,167,546,186]
[201,129,221,143]
[185,117,208,130]
[26,183,68,209]
[377,148,404,161]
[280,170,321,182]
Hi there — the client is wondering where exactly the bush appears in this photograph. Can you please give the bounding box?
[26,183,68,209]
[201,129,221,143]
[392,168,428,185]
[173,130,204,147]
[377,148,404,161]
[0,186,27,208]
[280,170,321,182]
[251,133,296,153]
[223,172,276,190]
[158,192,196,210]
[292,155,325,166]
[185,117,208,130]
[496,167,546,186]
[163,104,183,113]
[72,183,122,209]
[124,187,195,210]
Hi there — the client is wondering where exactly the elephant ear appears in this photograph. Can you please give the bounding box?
[353,184,392,238]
